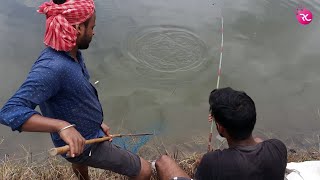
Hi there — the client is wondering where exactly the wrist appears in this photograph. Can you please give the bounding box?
[55,121,71,132]
[58,124,76,134]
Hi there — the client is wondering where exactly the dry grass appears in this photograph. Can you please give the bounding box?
[0,149,200,180]
[0,149,319,180]
[287,149,320,162]
[1,133,320,179]
[0,156,126,180]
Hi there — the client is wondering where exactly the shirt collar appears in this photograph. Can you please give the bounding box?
[64,50,83,63]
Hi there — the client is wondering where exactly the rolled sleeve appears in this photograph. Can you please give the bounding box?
[0,106,40,131]
[0,59,61,131]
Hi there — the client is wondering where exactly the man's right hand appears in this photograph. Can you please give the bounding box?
[58,125,86,157]
[20,115,86,157]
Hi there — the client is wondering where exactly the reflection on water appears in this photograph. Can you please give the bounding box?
[1,0,320,156]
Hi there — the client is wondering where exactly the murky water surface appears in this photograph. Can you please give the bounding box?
[1,0,320,157]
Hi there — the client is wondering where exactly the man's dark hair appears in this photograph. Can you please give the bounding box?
[209,87,256,140]
[53,0,66,5]
[53,0,90,27]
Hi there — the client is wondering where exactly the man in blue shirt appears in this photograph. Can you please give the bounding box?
[0,0,151,179]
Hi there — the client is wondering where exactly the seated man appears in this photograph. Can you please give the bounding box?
[155,87,287,180]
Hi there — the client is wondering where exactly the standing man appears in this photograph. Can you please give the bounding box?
[0,0,151,179]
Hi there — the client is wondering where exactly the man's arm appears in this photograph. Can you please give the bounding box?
[0,59,62,131]
[0,59,85,157]
[21,114,68,132]
[21,114,86,157]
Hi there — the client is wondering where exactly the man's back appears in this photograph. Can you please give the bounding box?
[195,139,287,180]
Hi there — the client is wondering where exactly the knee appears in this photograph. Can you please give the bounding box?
[138,158,152,179]
[155,155,172,168]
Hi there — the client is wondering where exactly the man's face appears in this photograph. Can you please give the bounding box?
[78,13,96,50]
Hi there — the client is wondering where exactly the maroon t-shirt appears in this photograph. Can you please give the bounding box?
[195,139,287,180]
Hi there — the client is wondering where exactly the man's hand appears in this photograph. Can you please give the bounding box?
[208,114,213,122]
[20,115,86,157]
[254,137,263,143]
[195,156,203,167]
[192,155,204,171]
[58,125,86,158]
[101,123,112,141]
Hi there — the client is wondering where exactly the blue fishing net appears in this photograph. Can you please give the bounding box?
[111,123,163,154]
[112,135,152,154]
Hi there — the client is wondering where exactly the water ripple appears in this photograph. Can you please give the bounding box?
[124,25,208,74]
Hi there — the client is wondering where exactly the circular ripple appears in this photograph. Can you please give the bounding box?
[124,26,207,73]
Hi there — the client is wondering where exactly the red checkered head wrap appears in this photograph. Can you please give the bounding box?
[38,0,95,51]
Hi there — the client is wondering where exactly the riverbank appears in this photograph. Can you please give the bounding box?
[1,149,319,180]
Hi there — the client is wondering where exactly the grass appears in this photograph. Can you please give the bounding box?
[1,132,320,179]
[0,147,319,180]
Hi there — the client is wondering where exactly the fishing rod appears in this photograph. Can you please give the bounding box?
[207,15,224,152]
[49,133,154,156]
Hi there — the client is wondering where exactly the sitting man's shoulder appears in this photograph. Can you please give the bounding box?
[262,139,287,151]
[200,149,223,163]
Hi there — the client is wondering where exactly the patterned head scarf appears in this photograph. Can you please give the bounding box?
[38,0,95,51]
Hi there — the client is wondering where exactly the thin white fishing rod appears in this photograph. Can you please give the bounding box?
[208,15,224,152]
[216,16,224,90]
[211,16,223,133]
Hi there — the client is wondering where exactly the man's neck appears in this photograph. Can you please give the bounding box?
[227,136,259,148]
[69,47,79,62]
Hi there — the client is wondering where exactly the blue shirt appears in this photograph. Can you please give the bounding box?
[0,47,105,151]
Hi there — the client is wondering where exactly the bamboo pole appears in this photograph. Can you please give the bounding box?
[48,133,153,156]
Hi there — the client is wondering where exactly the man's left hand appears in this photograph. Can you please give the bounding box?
[101,123,112,141]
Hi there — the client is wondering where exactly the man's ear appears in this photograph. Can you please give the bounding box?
[75,24,84,35]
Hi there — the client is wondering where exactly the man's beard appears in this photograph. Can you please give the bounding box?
[78,34,92,50]
[216,124,225,138]
[218,132,224,138]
